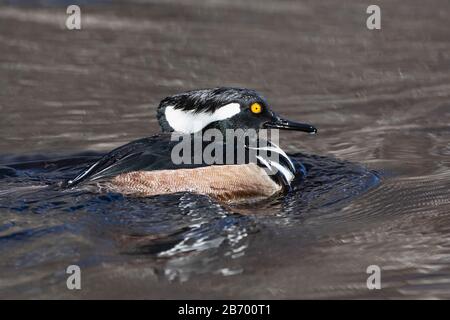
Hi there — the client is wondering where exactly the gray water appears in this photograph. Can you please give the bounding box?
[0,0,449,299]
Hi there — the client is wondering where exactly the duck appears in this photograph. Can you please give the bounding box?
[65,87,317,203]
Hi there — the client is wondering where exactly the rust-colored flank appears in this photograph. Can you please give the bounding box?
[99,164,281,203]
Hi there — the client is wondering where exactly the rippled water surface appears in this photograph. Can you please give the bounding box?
[0,0,449,299]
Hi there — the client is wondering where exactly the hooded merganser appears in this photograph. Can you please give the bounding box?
[65,87,317,203]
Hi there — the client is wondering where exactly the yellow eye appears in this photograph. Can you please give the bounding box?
[250,102,262,114]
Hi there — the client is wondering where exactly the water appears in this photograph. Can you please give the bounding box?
[0,0,449,299]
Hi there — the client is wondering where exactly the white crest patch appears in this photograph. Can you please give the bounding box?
[165,103,241,134]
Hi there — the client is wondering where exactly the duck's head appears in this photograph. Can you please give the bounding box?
[157,87,317,135]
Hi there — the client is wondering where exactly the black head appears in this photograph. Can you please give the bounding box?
[157,87,317,135]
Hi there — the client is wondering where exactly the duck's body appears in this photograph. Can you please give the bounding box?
[66,88,316,203]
